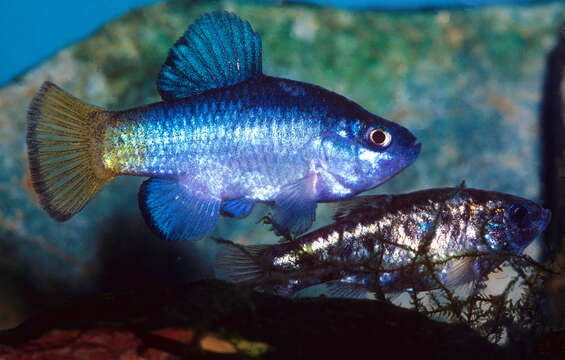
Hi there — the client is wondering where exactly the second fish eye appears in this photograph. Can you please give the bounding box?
[369,129,391,147]
[511,205,529,226]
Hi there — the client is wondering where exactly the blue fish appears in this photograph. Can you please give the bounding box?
[26,11,421,241]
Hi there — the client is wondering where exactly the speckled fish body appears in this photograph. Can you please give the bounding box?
[26,11,421,242]
[216,187,551,297]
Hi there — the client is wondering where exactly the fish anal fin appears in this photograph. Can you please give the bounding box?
[157,11,262,100]
[322,280,370,299]
[138,178,221,241]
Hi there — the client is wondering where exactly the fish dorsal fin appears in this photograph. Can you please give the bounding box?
[332,194,393,222]
[157,11,263,100]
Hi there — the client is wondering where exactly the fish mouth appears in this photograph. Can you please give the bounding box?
[540,208,552,232]
[374,140,421,184]
[405,141,422,164]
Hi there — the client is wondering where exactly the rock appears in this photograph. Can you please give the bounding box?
[0,280,504,359]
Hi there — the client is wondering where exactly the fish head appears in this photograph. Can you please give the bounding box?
[484,195,551,254]
[321,114,420,197]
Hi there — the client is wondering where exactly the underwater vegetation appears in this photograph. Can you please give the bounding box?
[0,0,564,358]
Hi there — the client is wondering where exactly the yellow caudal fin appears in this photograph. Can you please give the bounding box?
[26,81,113,221]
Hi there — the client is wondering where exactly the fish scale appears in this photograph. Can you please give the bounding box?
[103,78,319,192]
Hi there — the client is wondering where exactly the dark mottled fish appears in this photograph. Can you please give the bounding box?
[26,11,420,241]
[216,187,551,297]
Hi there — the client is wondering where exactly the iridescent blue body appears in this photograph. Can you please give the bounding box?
[102,75,417,201]
[26,11,420,242]
[216,187,551,297]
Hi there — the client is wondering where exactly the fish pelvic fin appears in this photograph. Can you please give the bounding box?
[270,176,318,238]
[26,81,113,221]
[214,238,270,284]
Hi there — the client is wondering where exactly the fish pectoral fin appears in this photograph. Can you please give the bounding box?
[443,257,480,290]
[321,280,370,299]
[157,11,263,100]
[138,178,221,242]
[271,177,317,238]
[221,198,255,218]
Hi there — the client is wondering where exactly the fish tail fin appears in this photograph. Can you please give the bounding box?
[215,238,271,283]
[26,81,114,221]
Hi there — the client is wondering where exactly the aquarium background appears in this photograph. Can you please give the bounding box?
[0,0,164,86]
[0,0,563,344]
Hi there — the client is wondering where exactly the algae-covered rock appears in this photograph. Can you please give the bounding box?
[0,0,563,329]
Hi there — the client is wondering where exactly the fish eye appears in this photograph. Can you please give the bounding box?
[510,205,529,227]
[369,129,391,147]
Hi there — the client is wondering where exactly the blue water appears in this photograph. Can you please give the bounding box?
[0,0,161,86]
